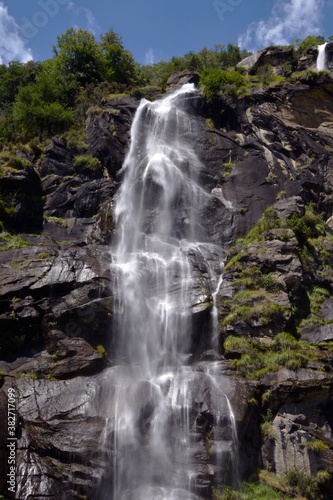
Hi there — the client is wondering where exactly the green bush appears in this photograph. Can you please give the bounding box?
[62,127,88,153]
[13,86,74,139]
[224,335,249,353]
[258,65,275,86]
[0,153,31,170]
[286,467,320,500]
[259,273,283,293]
[199,67,246,101]
[295,35,325,54]
[96,345,106,357]
[225,331,312,379]
[261,409,274,438]
[213,480,294,499]
[73,154,102,172]
[44,216,68,228]
[304,440,330,452]
[230,207,281,252]
[272,332,299,351]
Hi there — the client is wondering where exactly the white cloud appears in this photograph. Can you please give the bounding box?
[238,0,325,51]
[67,2,98,35]
[0,2,32,64]
[145,48,154,65]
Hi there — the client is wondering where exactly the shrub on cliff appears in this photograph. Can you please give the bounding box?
[13,83,74,139]
[295,35,326,54]
[199,67,246,101]
[73,154,102,173]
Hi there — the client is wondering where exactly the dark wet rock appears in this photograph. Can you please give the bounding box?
[43,176,117,219]
[0,339,104,381]
[0,165,43,233]
[326,41,333,72]
[87,97,138,179]
[88,200,113,245]
[0,239,113,370]
[42,217,95,244]
[39,137,74,177]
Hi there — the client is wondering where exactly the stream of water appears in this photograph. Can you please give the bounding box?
[104,84,238,500]
[317,42,328,71]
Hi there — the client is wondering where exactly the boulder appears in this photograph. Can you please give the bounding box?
[166,71,200,91]
[237,45,297,75]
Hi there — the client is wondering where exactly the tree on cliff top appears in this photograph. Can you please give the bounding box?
[294,35,326,54]
[101,29,138,85]
[53,28,104,88]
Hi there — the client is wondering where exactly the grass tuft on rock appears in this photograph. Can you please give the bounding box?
[0,231,30,251]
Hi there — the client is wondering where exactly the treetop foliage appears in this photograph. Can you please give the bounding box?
[0,29,331,143]
[293,34,326,54]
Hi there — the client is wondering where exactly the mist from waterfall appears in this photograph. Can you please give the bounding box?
[317,42,328,71]
[101,84,238,500]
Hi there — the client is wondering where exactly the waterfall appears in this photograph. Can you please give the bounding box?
[317,42,328,71]
[101,84,237,500]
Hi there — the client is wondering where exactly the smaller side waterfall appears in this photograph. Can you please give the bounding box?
[317,42,328,71]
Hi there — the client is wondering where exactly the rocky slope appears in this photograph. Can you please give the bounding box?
[1,54,333,499]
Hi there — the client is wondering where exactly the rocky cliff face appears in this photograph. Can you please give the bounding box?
[1,66,333,499]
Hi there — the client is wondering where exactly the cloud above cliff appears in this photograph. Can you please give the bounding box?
[145,48,154,65]
[67,2,99,35]
[238,0,325,50]
[0,2,32,64]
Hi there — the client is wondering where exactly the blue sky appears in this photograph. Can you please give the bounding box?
[0,0,333,65]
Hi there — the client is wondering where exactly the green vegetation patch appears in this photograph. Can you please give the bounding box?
[213,480,293,499]
[221,294,288,329]
[96,345,106,357]
[286,467,321,500]
[224,332,314,379]
[222,204,333,345]
[43,216,68,228]
[73,154,102,173]
[199,67,246,101]
[0,152,31,170]
[0,231,30,251]
[294,35,326,54]
[213,465,331,500]
[61,127,88,154]
[303,439,330,452]
[234,207,282,249]
[0,194,15,226]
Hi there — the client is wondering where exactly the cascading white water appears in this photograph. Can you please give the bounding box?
[103,84,237,500]
[317,42,328,71]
